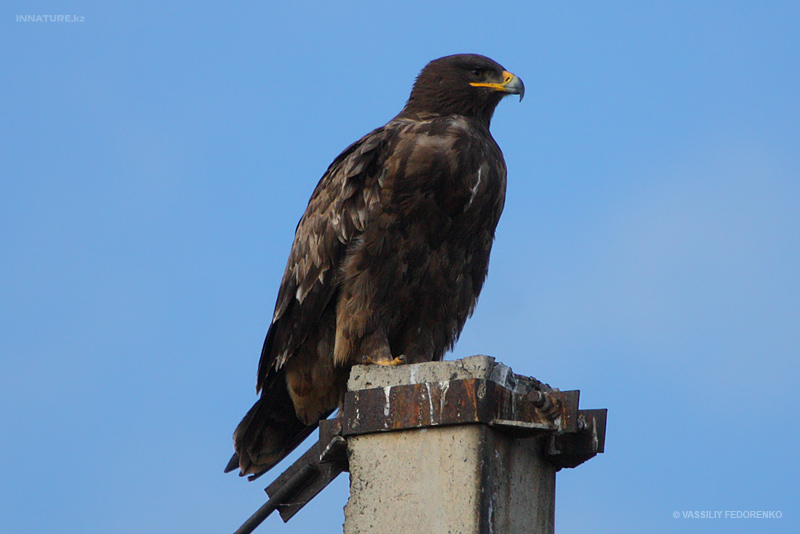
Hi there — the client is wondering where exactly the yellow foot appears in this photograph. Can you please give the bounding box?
[363,354,406,366]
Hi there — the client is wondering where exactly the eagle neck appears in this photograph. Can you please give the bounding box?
[395,109,494,131]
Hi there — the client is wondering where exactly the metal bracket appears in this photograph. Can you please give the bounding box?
[342,378,566,437]
[547,408,608,469]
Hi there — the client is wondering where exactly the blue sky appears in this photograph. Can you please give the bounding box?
[2,2,798,533]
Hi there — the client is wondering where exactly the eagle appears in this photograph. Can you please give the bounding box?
[227,54,524,478]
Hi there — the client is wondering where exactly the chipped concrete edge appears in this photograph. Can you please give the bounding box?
[348,354,554,395]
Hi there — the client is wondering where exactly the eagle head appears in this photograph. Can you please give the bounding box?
[401,54,524,125]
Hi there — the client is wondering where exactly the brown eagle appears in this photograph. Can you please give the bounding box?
[227,54,524,478]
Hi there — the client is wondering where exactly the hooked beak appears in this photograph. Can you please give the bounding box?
[470,70,525,101]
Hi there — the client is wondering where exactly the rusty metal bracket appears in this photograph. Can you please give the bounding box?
[342,378,569,437]
[547,408,608,469]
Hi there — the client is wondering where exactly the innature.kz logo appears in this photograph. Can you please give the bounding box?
[17,15,85,23]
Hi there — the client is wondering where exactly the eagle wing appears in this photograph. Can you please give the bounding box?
[255,124,393,392]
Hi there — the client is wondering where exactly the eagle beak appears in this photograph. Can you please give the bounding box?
[502,72,525,101]
[470,70,525,101]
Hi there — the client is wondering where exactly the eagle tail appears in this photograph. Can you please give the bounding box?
[226,372,320,480]
[224,451,241,474]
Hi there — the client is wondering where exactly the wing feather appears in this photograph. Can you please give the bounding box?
[255,125,394,391]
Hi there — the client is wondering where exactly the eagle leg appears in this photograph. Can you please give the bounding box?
[354,326,402,366]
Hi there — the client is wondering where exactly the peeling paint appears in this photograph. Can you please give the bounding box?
[438,380,450,416]
[383,386,392,418]
[424,382,435,424]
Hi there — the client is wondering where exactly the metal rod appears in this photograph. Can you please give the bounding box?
[233,463,318,534]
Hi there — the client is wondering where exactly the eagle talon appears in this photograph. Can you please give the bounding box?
[364,355,406,366]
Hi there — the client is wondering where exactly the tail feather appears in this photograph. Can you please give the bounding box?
[224,451,245,475]
[227,370,321,479]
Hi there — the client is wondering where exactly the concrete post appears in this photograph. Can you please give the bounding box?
[343,356,557,534]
